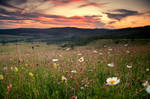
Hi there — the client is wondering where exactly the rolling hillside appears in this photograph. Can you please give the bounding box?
[0,26,150,44]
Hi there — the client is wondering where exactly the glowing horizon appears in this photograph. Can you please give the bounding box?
[0,0,150,29]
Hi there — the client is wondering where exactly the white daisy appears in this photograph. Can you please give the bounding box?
[126,50,130,53]
[52,59,58,62]
[146,85,150,94]
[142,81,149,87]
[93,50,98,53]
[124,44,128,47]
[99,53,103,55]
[107,63,114,67]
[79,57,84,62]
[71,70,77,73]
[108,48,113,51]
[3,66,8,71]
[106,77,120,85]
[127,65,132,69]
[77,53,82,56]
[66,48,71,51]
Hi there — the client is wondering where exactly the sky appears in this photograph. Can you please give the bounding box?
[0,0,150,29]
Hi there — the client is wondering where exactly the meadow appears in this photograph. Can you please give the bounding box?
[0,40,150,99]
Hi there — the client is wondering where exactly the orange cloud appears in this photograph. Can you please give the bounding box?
[107,14,150,28]
[0,14,105,29]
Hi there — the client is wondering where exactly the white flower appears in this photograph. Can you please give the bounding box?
[107,63,114,67]
[77,53,82,56]
[108,48,112,51]
[143,81,149,87]
[127,65,132,69]
[146,85,150,94]
[107,52,111,54]
[66,48,71,51]
[106,77,120,85]
[79,57,84,62]
[124,44,128,47]
[3,66,8,71]
[71,70,77,73]
[93,50,98,53]
[104,45,107,48]
[59,55,62,57]
[72,96,77,99]
[52,59,58,62]
[126,50,130,53]
[99,53,103,55]
[62,76,67,82]
[80,87,84,90]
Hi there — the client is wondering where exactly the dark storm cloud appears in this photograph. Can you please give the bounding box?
[40,14,65,19]
[142,0,150,4]
[142,0,150,8]
[0,8,37,18]
[53,0,70,3]
[0,0,27,9]
[106,9,139,21]
[0,15,27,20]
[0,0,50,11]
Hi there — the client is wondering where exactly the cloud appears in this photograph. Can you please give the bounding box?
[0,15,27,20]
[78,2,105,8]
[108,21,116,24]
[50,0,72,4]
[0,7,105,28]
[141,0,150,5]
[0,0,27,9]
[0,8,38,19]
[0,0,51,13]
[106,9,139,21]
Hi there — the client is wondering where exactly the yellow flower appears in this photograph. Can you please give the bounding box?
[53,63,58,69]
[0,74,4,80]
[25,64,28,67]
[14,67,18,72]
[29,72,34,77]
[146,68,149,72]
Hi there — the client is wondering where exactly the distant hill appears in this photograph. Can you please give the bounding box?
[0,25,150,44]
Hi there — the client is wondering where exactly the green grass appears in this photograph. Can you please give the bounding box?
[0,41,150,99]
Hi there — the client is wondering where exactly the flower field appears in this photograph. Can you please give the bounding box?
[0,42,150,99]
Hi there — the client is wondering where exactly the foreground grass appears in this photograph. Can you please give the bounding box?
[0,42,150,99]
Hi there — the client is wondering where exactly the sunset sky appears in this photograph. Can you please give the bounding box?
[0,0,150,29]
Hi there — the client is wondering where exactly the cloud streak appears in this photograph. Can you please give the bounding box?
[0,7,105,28]
[106,9,139,21]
